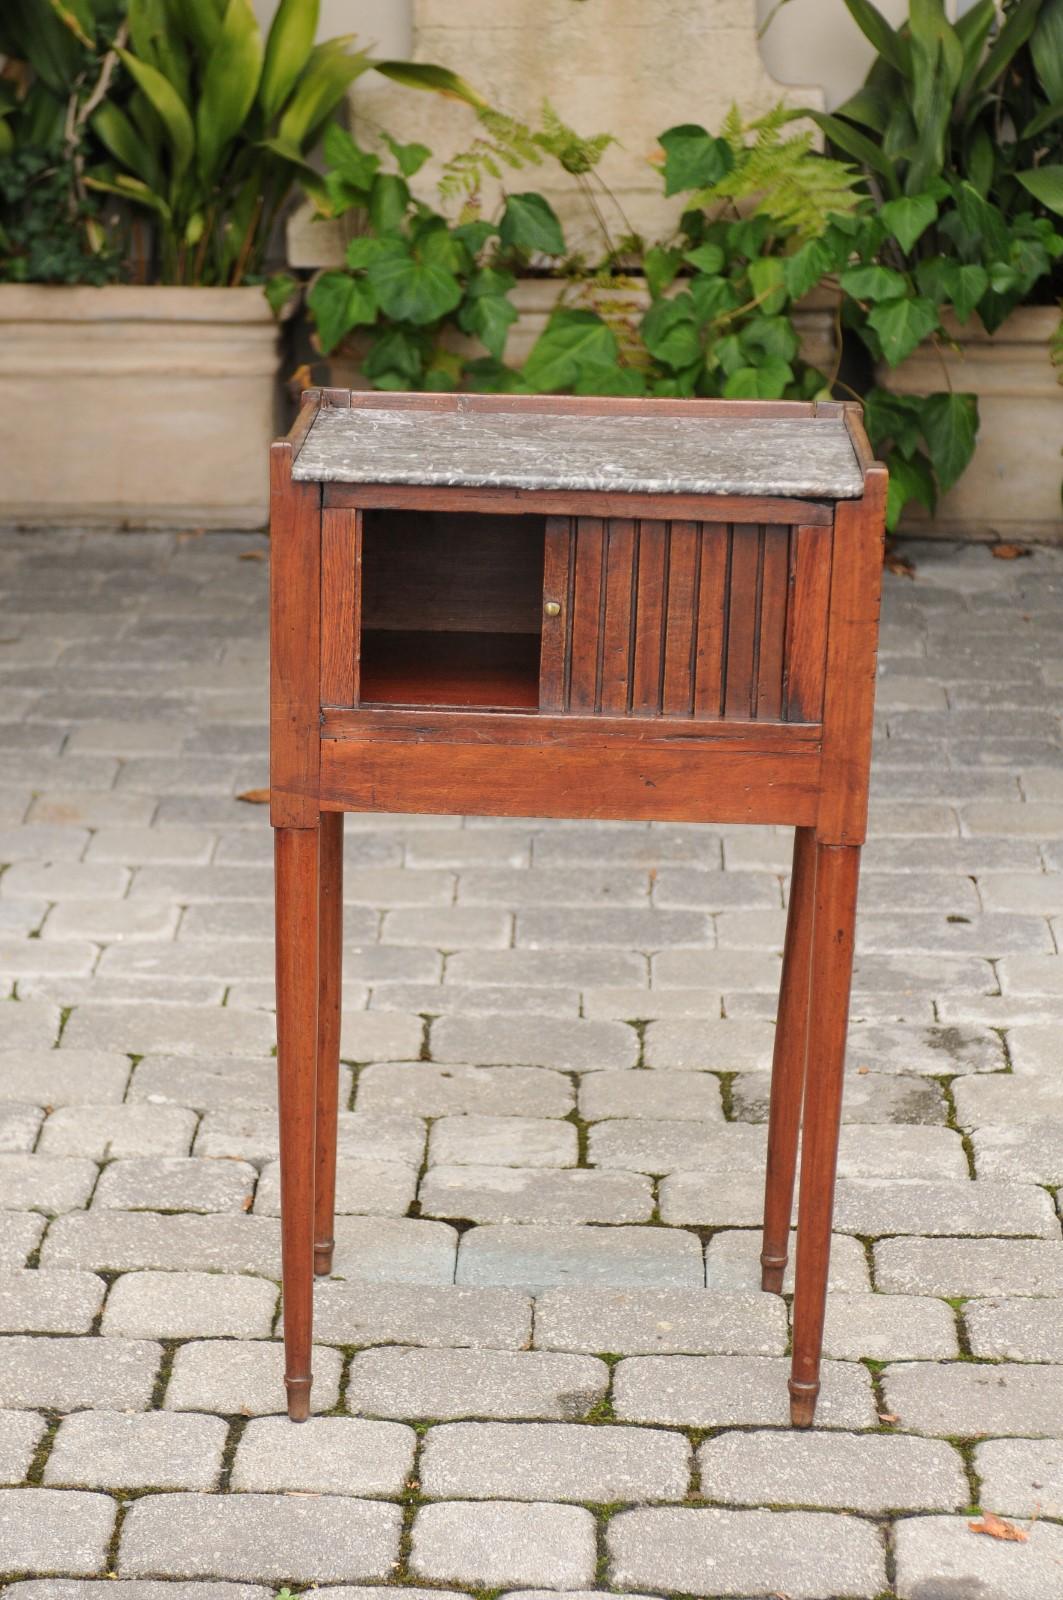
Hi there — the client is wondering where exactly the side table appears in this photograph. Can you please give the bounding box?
[270,390,886,1426]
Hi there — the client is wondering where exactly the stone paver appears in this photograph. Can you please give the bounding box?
[456,1223,704,1290]
[410,1501,596,1589]
[975,1437,1063,1518]
[883,1361,1063,1436]
[5,532,1063,1595]
[345,1348,608,1420]
[613,1354,876,1428]
[0,1489,116,1577]
[164,1339,342,1415]
[44,1410,228,1490]
[697,1430,967,1510]
[0,1334,160,1410]
[231,1416,415,1495]
[100,1269,277,1339]
[608,1507,886,1598]
[894,1515,1063,1600]
[421,1419,690,1502]
[118,1493,402,1583]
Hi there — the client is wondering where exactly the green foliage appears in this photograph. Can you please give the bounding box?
[0,146,121,283]
[436,100,613,209]
[818,0,1063,525]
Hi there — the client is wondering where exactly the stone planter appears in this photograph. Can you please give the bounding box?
[0,284,291,529]
[328,277,838,392]
[877,306,1063,543]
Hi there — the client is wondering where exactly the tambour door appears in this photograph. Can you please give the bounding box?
[539,515,833,724]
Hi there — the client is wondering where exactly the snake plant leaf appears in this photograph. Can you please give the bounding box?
[84,169,172,219]
[921,391,978,491]
[307,269,377,354]
[842,0,912,76]
[833,85,890,133]
[277,38,373,151]
[498,192,565,255]
[867,293,939,365]
[1031,0,1063,104]
[127,0,191,105]
[367,252,463,326]
[117,49,196,182]
[46,0,94,49]
[92,99,161,190]
[0,118,13,156]
[170,0,223,53]
[972,0,1040,95]
[1017,166,1063,218]
[810,112,902,197]
[954,0,996,91]
[372,60,487,109]
[6,0,83,94]
[1023,97,1063,141]
[879,193,937,252]
[197,0,263,183]
[259,0,318,121]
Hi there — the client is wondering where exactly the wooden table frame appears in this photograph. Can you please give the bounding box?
[270,388,886,1426]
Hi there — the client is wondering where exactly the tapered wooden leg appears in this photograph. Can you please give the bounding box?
[275,825,320,1422]
[789,842,860,1428]
[761,826,816,1295]
[314,811,343,1277]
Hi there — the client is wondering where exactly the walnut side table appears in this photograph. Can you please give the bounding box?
[270,390,886,1427]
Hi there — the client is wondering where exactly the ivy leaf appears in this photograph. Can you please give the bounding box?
[452,219,498,254]
[747,257,787,315]
[644,245,683,297]
[523,308,618,391]
[363,326,423,385]
[713,332,745,376]
[383,133,431,177]
[723,358,793,399]
[683,242,725,275]
[867,294,939,365]
[423,348,464,391]
[739,315,798,364]
[879,194,938,253]
[346,235,407,271]
[368,172,410,234]
[690,274,739,323]
[840,264,909,301]
[465,266,516,300]
[417,222,472,275]
[322,123,379,190]
[949,263,988,322]
[658,123,734,195]
[863,387,925,458]
[921,391,978,492]
[464,356,530,394]
[459,292,518,359]
[573,363,647,397]
[499,192,565,255]
[784,236,835,301]
[264,272,299,319]
[884,448,936,531]
[367,254,463,325]
[640,294,701,370]
[307,270,377,355]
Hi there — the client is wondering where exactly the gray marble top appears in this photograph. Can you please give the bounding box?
[292,405,865,498]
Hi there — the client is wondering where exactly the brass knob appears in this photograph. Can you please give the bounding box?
[544,601,561,617]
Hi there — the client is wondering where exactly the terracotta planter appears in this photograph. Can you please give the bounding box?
[877,306,1063,543]
[329,278,838,392]
[0,284,290,529]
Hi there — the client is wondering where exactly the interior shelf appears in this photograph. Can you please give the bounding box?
[359,629,542,710]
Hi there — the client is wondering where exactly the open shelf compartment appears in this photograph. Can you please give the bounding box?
[358,510,546,710]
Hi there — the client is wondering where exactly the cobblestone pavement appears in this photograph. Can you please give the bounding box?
[1,528,1062,1600]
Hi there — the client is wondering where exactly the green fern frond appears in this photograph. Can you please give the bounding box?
[535,99,614,175]
[689,103,863,239]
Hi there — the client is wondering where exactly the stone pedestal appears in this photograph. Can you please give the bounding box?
[350,0,822,253]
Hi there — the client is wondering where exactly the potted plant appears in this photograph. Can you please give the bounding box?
[0,0,481,529]
[815,0,1063,538]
